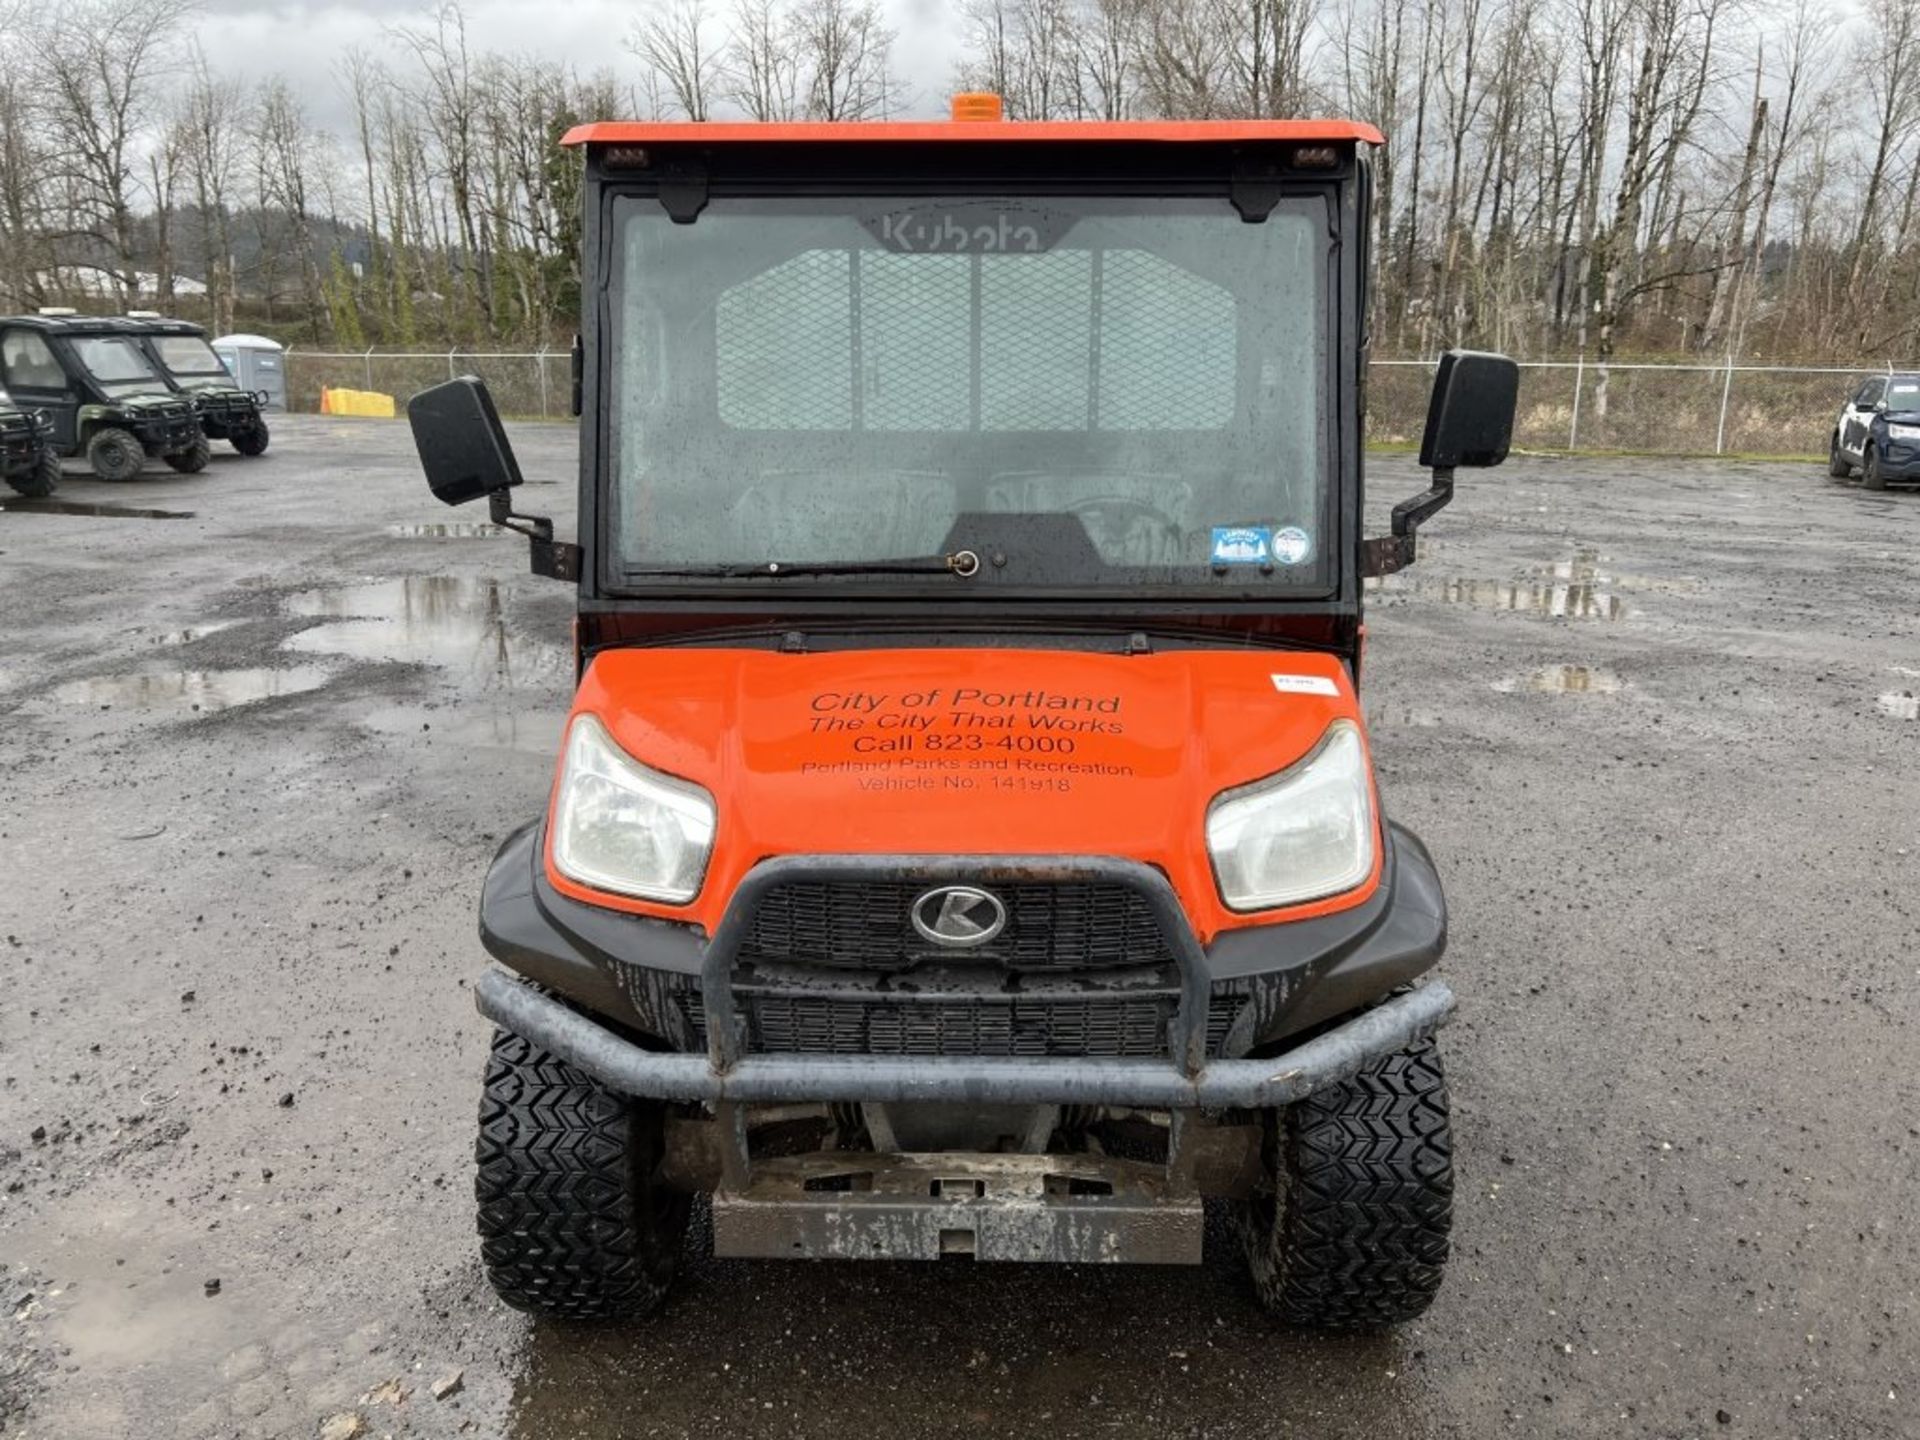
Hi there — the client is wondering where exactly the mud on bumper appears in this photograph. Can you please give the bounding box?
[472,831,1453,1264]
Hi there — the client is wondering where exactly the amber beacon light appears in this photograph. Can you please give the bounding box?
[950,92,1004,122]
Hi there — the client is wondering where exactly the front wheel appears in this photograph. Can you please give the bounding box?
[164,434,211,474]
[1829,434,1853,478]
[1864,444,1888,491]
[86,427,146,482]
[475,1028,689,1321]
[230,419,269,456]
[5,451,59,497]
[1239,1035,1453,1329]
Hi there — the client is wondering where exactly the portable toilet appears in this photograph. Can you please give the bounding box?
[211,333,287,412]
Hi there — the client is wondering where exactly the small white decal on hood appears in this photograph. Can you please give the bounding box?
[1271,673,1339,697]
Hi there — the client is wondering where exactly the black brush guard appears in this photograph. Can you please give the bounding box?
[473,855,1453,1264]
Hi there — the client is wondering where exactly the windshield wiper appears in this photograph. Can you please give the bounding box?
[632,548,984,579]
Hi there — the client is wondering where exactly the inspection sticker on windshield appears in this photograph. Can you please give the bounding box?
[1271,526,1312,566]
[1271,673,1340,696]
[1211,526,1272,565]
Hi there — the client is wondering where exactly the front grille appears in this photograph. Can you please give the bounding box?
[743,880,1177,973]
[678,990,1243,1058]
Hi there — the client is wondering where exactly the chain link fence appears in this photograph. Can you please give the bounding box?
[285,349,1877,457]
[285,349,568,420]
[1371,358,1868,456]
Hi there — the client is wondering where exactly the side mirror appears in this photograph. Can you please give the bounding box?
[1419,350,1519,470]
[1363,348,1519,578]
[408,376,522,506]
[406,376,580,583]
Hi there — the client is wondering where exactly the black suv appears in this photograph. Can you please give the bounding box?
[123,316,271,458]
[0,404,59,496]
[1828,373,1920,490]
[0,314,204,480]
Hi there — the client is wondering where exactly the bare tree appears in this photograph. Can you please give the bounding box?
[1136,0,1233,117]
[252,77,327,341]
[29,0,197,302]
[15,0,1920,367]
[393,1,491,333]
[336,47,391,335]
[1588,0,1728,413]
[148,114,185,305]
[1222,0,1317,118]
[792,0,901,120]
[630,0,721,121]
[0,2,56,308]
[1844,0,1920,291]
[177,45,243,330]
[1074,0,1147,120]
[726,0,803,120]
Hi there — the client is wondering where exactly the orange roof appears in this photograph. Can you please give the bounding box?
[563,119,1384,148]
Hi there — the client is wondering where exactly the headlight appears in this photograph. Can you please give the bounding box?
[550,714,715,903]
[1889,423,1920,441]
[1205,721,1376,910]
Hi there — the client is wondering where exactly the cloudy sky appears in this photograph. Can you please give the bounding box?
[198,0,967,134]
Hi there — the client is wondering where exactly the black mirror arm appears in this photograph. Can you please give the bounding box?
[1360,466,1454,578]
[488,489,581,582]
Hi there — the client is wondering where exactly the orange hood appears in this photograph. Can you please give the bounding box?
[545,648,1380,942]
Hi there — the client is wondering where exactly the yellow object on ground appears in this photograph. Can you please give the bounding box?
[320,387,397,418]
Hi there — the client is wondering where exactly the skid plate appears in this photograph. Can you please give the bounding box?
[710,1151,1203,1264]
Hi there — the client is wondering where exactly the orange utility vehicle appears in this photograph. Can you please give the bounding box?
[409,101,1518,1328]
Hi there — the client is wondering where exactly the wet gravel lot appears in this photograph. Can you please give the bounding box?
[2,418,1918,1439]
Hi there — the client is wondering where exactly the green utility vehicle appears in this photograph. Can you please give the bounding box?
[123,314,271,458]
[0,314,204,480]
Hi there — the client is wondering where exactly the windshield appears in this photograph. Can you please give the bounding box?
[608,192,1329,589]
[70,336,162,393]
[153,335,228,378]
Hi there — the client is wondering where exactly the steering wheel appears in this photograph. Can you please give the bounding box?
[1065,493,1182,531]
[1063,494,1185,564]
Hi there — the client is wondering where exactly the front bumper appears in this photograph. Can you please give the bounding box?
[0,413,48,474]
[129,409,200,452]
[1873,440,1920,479]
[476,825,1451,1101]
[478,967,1452,1109]
[476,835,1452,1264]
[486,968,1448,1265]
[190,391,262,432]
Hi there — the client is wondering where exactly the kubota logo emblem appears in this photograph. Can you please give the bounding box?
[910,885,1008,948]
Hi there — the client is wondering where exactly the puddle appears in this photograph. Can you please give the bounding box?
[360,703,567,754]
[1879,691,1919,720]
[1528,548,1696,592]
[50,666,331,713]
[1493,665,1623,694]
[386,522,508,538]
[0,498,194,519]
[1371,574,1628,621]
[283,576,568,687]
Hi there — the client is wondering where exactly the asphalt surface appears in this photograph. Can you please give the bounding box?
[2,418,1917,1440]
